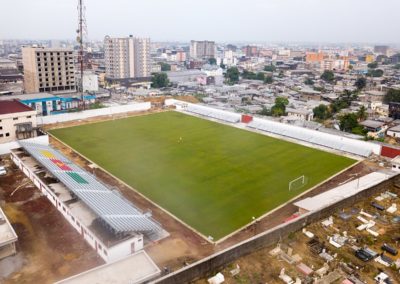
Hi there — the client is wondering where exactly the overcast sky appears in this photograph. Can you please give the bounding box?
[1,0,399,43]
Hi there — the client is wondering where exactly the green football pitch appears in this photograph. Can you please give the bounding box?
[49,111,355,240]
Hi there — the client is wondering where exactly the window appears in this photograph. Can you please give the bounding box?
[0,126,2,130]
[0,134,3,138]
[5,133,9,137]
[27,116,31,119]
[13,117,18,120]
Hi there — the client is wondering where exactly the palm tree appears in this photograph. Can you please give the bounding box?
[357,106,367,121]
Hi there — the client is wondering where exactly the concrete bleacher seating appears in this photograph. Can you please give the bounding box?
[248,119,376,157]
[186,105,240,123]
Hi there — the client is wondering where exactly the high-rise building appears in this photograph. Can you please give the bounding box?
[190,40,215,59]
[104,35,150,80]
[305,52,324,63]
[22,46,76,93]
[374,45,389,56]
[242,45,259,57]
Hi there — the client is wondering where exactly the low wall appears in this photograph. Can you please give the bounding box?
[0,135,49,155]
[152,174,399,284]
[37,102,151,125]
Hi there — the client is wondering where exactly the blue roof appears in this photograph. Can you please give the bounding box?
[21,97,60,104]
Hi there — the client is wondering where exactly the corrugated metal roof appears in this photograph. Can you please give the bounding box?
[0,100,34,115]
[19,141,162,234]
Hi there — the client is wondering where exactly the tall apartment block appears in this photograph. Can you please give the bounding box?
[104,35,150,80]
[374,45,389,56]
[22,46,75,93]
[190,40,215,59]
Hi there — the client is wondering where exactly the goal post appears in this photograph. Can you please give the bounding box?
[289,175,308,191]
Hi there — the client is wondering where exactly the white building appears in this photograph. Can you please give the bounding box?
[104,35,151,80]
[190,40,215,59]
[387,125,400,138]
[286,107,314,121]
[12,142,165,263]
[81,71,99,92]
[391,156,400,172]
[223,50,237,66]
[0,100,37,143]
[0,206,18,260]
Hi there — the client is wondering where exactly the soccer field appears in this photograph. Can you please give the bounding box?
[49,111,355,240]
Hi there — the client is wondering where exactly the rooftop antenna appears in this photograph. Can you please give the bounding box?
[77,0,87,109]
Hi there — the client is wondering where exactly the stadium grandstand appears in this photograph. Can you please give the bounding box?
[247,118,379,157]
[165,99,381,158]
[185,104,241,123]
[11,142,165,262]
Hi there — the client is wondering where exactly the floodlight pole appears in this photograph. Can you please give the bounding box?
[78,0,85,109]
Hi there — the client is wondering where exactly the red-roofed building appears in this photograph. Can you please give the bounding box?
[0,100,37,143]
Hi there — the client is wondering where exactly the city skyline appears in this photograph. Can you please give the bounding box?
[1,0,400,44]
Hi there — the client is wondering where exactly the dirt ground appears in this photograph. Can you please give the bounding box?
[0,157,103,284]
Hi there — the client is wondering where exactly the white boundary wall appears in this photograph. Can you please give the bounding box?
[165,99,239,117]
[165,99,381,157]
[0,135,49,155]
[37,102,151,125]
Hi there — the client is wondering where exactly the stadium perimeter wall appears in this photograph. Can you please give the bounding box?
[151,173,400,284]
[37,102,151,125]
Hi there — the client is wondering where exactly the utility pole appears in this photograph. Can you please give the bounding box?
[77,0,85,109]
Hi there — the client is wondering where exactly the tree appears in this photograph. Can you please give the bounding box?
[339,113,359,132]
[208,58,217,65]
[330,90,357,114]
[258,106,271,116]
[256,72,265,81]
[158,62,171,71]
[357,106,367,121]
[354,77,367,90]
[151,72,169,88]
[264,64,276,72]
[271,97,288,117]
[271,105,285,117]
[313,104,330,120]
[241,70,256,79]
[367,69,384,77]
[304,78,314,85]
[241,70,265,81]
[225,67,239,84]
[264,76,273,84]
[321,70,335,82]
[384,88,400,103]
[220,62,226,69]
[394,64,400,70]
[367,62,378,69]
[348,64,354,70]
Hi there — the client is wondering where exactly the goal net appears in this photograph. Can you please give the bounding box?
[289,175,308,191]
